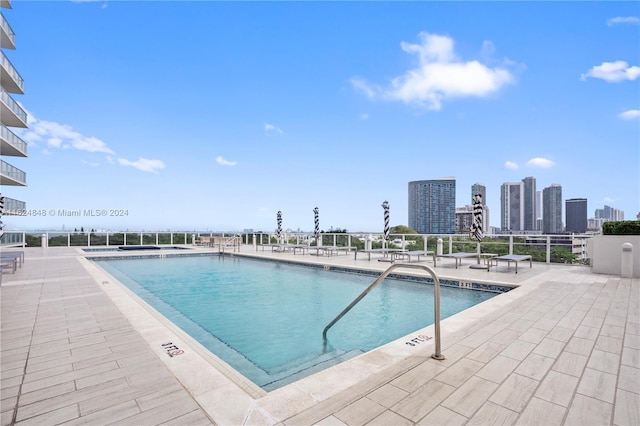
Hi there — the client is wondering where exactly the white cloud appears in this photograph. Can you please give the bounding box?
[117,157,165,174]
[350,77,379,99]
[264,123,283,134]
[618,109,640,120]
[18,110,115,154]
[359,113,369,120]
[527,157,555,168]
[504,161,519,170]
[82,160,100,167]
[607,16,640,26]
[18,110,169,173]
[480,40,496,61]
[351,32,515,110]
[580,61,640,82]
[216,156,237,166]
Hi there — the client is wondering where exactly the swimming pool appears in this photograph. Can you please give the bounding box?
[94,255,504,390]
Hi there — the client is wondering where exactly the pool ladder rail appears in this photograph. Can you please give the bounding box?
[322,263,445,361]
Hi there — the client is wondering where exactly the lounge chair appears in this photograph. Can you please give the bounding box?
[391,250,436,266]
[355,248,403,261]
[0,257,17,274]
[272,243,296,253]
[491,254,532,273]
[319,246,357,256]
[1,251,24,268]
[436,252,477,268]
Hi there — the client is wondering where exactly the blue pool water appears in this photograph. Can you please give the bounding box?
[94,255,499,390]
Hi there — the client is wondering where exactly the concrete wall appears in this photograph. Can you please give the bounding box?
[588,235,640,278]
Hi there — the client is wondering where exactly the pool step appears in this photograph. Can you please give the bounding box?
[262,348,365,391]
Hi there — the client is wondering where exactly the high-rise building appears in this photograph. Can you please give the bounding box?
[408,178,456,234]
[455,206,474,234]
[471,183,486,205]
[543,184,563,234]
[535,190,543,231]
[500,182,523,232]
[566,198,587,233]
[1,0,28,215]
[595,205,625,221]
[522,177,536,231]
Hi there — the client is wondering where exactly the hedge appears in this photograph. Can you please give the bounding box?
[602,220,640,235]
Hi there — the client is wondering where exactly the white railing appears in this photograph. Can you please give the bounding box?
[0,230,594,265]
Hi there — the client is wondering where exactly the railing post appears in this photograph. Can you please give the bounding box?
[156,233,159,245]
[546,236,551,264]
[67,233,70,247]
[87,232,91,247]
[140,233,143,245]
[22,232,25,248]
[509,235,514,255]
[448,235,453,254]
[106,232,110,246]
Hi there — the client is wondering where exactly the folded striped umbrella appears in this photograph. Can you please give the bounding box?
[0,194,4,238]
[313,207,320,242]
[470,194,483,242]
[276,211,282,239]
[382,201,390,242]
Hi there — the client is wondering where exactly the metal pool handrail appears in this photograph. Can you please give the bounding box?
[322,263,445,360]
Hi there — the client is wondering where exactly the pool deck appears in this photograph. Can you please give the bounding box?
[1,245,638,425]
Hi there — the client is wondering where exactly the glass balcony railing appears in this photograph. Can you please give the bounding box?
[0,88,27,126]
[0,50,24,93]
[0,159,26,185]
[2,196,26,214]
[0,123,27,155]
[0,12,16,49]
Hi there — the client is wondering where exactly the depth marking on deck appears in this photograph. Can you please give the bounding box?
[161,342,184,357]
[405,334,432,347]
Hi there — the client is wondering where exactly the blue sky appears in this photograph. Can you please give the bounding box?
[2,1,639,232]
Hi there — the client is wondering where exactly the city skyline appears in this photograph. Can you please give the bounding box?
[1,1,638,232]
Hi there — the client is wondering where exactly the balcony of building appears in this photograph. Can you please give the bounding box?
[1,49,23,93]
[1,195,25,215]
[0,10,15,50]
[0,87,27,128]
[0,158,26,186]
[0,123,27,157]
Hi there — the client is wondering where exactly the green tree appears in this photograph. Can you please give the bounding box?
[389,225,417,235]
[550,247,577,264]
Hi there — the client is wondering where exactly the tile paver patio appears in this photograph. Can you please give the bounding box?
[1,245,638,425]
